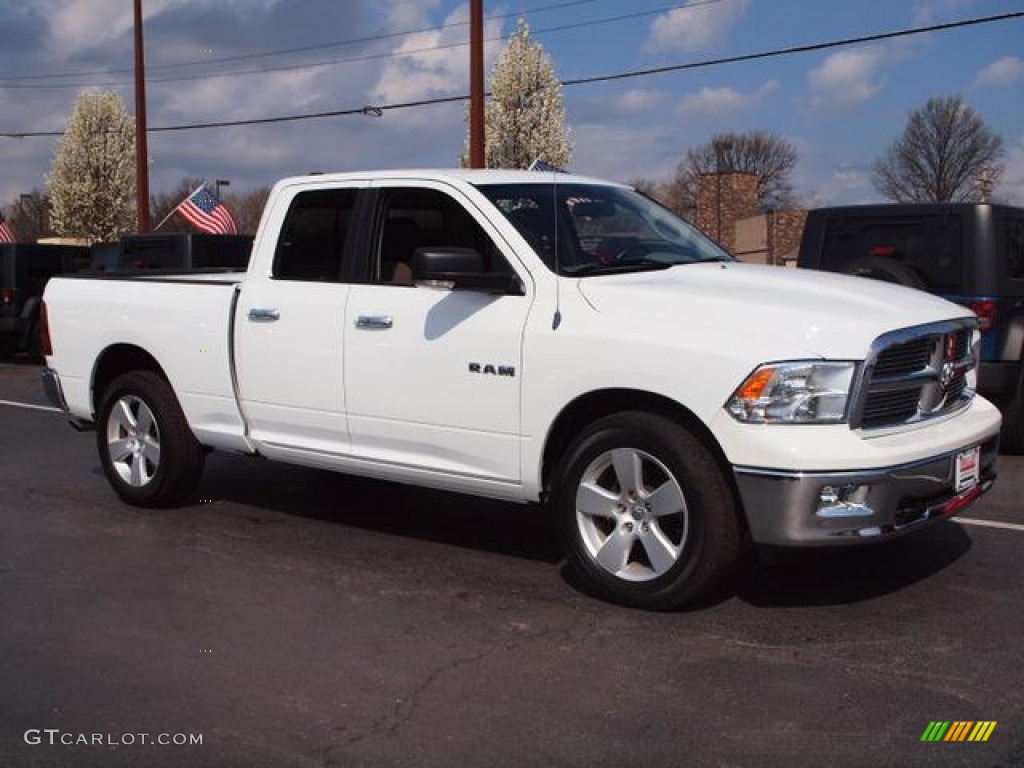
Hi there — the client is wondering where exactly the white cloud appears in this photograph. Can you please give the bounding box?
[615,89,665,114]
[646,0,749,54]
[974,56,1024,88]
[676,80,779,118]
[808,47,886,109]
[370,3,500,105]
[912,0,975,26]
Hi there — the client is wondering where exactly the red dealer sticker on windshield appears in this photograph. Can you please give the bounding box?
[955,447,980,494]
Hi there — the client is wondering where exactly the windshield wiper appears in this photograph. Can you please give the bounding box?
[564,259,674,276]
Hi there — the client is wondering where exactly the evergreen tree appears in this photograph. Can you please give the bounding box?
[48,90,136,241]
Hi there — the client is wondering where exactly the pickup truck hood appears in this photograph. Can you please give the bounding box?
[576,262,973,359]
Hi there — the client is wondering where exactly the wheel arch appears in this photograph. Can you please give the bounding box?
[91,344,172,415]
[540,388,737,502]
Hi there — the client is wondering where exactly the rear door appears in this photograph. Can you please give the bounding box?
[234,183,365,456]
[343,180,531,483]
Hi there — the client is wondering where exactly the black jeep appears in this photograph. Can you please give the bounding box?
[798,203,1024,451]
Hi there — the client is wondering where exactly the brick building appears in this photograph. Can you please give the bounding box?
[693,172,806,266]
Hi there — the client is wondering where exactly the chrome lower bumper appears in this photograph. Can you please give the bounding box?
[734,436,999,547]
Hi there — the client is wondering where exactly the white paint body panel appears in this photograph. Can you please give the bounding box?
[42,169,1001,506]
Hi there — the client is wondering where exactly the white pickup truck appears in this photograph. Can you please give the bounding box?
[40,169,1001,608]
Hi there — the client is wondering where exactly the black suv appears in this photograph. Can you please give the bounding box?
[798,203,1024,451]
[0,243,89,359]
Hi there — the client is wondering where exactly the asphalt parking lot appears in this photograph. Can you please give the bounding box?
[1,359,1022,768]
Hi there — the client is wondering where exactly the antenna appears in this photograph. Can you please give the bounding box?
[551,170,562,330]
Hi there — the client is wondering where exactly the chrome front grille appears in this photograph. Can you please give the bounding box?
[853,322,977,431]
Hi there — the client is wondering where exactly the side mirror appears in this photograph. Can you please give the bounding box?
[411,247,523,295]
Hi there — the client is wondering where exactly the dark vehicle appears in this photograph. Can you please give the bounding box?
[0,243,89,359]
[798,203,1024,450]
[89,233,253,272]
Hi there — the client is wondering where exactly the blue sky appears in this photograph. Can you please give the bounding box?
[0,0,1022,208]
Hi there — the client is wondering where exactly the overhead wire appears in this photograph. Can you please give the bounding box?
[0,0,728,89]
[0,10,1020,139]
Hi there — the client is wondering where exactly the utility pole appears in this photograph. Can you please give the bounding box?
[134,0,151,233]
[468,0,485,168]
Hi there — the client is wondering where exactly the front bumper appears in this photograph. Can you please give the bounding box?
[734,435,998,547]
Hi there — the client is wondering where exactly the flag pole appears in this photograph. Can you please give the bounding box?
[152,181,207,232]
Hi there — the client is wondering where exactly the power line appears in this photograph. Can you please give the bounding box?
[1,10,1020,139]
[0,0,607,84]
[0,0,728,90]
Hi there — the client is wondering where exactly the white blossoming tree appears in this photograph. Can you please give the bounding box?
[463,19,571,169]
[48,90,136,242]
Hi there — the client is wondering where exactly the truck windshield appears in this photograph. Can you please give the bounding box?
[475,182,731,276]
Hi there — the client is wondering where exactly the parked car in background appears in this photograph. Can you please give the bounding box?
[797,203,1024,451]
[0,243,89,359]
[89,232,253,272]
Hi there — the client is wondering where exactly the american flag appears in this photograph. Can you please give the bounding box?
[178,187,238,235]
[0,214,16,244]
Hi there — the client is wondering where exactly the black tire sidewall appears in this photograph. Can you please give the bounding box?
[553,413,735,609]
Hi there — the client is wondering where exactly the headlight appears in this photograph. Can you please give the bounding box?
[727,361,856,424]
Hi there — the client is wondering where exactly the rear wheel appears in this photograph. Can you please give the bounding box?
[552,412,741,609]
[96,371,205,507]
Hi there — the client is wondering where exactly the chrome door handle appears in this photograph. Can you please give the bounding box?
[356,315,393,330]
[248,308,280,322]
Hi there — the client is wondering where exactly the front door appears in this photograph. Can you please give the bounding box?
[343,181,531,484]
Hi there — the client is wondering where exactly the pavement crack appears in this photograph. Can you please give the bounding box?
[323,648,490,761]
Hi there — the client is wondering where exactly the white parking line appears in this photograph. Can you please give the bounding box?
[957,517,1024,532]
[0,399,61,413]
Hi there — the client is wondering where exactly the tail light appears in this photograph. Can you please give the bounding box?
[0,287,14,306]
[39,299,52,357]
[970,299,997,332]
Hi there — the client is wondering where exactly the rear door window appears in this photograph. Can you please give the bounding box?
[820,215,962,292]
[274,188,358,282]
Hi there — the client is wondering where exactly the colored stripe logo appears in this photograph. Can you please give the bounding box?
[921,721,997,742]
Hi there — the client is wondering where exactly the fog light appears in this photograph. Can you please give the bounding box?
[816,484,874,518]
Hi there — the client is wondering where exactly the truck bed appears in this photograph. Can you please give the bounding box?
[44,274,249,452]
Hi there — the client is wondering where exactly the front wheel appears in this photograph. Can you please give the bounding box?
[96,371,205,508]
[552,412,741,609]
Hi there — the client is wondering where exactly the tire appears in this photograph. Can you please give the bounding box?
[843,257,927,290]
[96,371,205,508]
[552,411,741,610]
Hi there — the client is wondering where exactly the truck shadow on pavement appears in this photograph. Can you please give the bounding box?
[192,452,973,609]
[736,523,973,608]
[194,452,563,565]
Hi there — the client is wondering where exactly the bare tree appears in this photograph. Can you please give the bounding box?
[224,186,271,235]
[670,131,798,216]
[463,19,571,169]
[872,95,1004,203]
[47,91,136,242]
[4,190,53,243]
